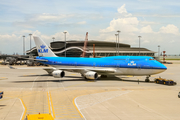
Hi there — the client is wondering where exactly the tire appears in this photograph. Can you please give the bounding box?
[145,79,150,82]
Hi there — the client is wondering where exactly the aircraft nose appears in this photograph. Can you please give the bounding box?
[160,64,167,70]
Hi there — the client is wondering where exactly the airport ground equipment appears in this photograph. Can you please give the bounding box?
[0,55,29,65]
[154,77,177,85]
[0,92,3,99]
[26,113,54,120]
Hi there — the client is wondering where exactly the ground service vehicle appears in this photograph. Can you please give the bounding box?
[154,78,176,85]
[0,92,3,99]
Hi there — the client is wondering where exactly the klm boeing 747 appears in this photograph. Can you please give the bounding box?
[10,36,167,82]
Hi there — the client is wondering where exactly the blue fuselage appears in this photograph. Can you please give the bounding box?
[36,56,167,70]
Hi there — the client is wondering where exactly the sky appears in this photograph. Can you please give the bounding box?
[0,0,180,55]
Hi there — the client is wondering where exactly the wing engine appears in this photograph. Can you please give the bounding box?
[52,70,65,78]
[84,71,98,80]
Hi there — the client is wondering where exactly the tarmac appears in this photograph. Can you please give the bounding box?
[0,63,180,120]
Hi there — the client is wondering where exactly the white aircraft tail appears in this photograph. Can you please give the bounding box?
[33,36,57,57]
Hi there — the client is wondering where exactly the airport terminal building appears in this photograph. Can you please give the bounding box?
[26,40,156,57]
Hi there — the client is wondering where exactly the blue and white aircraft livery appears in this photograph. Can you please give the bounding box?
[30,36,167,82]
[10,36,167,82]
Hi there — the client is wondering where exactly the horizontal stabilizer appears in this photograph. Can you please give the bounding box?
[18,57,48,62]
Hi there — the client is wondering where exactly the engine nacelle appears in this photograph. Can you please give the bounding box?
[84,71,98,80]
[52,70,65,78]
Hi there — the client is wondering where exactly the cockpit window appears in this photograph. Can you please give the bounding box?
[149,58,155,60]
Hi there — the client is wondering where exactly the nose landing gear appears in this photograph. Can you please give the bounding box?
[145,75,150,82]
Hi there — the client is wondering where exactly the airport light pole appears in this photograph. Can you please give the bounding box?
[29,34,32,50]
[52,37,55,42]
[158,45,160,61]
[138,36,141,56]
[115,34,118,56]
[63,31,67,57]
[117,30,120,56]
[22,35,25,55]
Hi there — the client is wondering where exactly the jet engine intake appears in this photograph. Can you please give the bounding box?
[52,70,65,78]
[84,71,98,80]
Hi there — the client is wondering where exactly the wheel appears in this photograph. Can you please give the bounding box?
[164,82,166,85]
[145,79,150,82]
[101,75,107,78]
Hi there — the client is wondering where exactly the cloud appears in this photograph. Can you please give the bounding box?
[159,24,179,35]
[117,4,132,17]
[0,34,17,41]
[140,25,154,33]
[97,4,180,55]
[100,17,139,33]
[29,14,75,22]
[33,30,41,36]
[140,21,159,25]
[138,0,151,2]
[13,30,33,35]
[0,34,22,54]
[100,4,139,33]
[117,4,127,14]
[77,21,86,25]
[0,30,88,54]
[13,22,34,28]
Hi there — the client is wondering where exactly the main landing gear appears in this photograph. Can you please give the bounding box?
[145,75,150,82]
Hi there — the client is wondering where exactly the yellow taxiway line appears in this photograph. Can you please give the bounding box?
[20,98,27,120]
[73,97,83,118]
[0,77,7,80]
[49,92,56,119]
[47,92,51,114]
[47,91,56,119]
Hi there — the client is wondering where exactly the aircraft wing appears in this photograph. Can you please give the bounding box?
[18,57,48,62]
[55,67,116,74]
[8,65,54,70]
[9,65,116,75]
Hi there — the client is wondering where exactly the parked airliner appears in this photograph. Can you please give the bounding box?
[11,36,167,82]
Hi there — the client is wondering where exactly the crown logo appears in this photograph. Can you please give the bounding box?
[40,44,46,49]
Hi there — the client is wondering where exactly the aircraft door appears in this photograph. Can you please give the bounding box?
[116,63,120,69]
[74,62,77,67]
[93,62,96,68]
[137,64,141,69]
[125,56,130,63]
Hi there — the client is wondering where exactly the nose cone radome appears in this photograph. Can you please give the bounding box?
[160,64,167,70]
